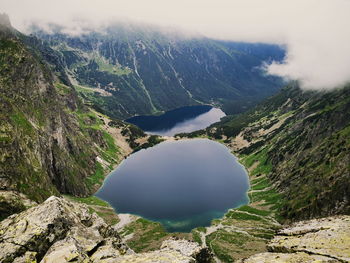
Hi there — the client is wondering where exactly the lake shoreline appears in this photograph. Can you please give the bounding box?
[66,134,282,259]
[96,138,250,232]
[83,105,283,260]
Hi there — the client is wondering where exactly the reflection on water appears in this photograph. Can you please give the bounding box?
[126,105,226,136]
[150,108,225,136]
[96,139,249,232]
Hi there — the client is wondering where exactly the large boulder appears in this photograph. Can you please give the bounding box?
[116,238,212,263]
[0,196,129,263]
[239,215,350,263]
[161,238,212,263]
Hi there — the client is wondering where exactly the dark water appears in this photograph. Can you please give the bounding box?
[126,105,226,136]
[96,139,249,232]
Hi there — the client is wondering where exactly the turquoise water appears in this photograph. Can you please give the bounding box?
[96,139,249,232]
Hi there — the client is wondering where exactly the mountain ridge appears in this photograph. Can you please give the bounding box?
[0,18,155,209]
[30,23,285,119]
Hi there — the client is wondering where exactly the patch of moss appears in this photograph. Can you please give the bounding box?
[55,83,71,95]
[93,55,132,75]
[191,230,203,245]
[85,162,105,189]
[241,147,272,176]
[10,111,34,134]
[237,205,271,217]
[250,177,270,191]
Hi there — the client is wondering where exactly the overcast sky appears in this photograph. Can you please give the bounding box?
[1,0,350,90]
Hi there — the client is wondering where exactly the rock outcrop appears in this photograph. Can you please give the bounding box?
[0,190,37,220]
[0,196,212,263]
[0,196,129,263]
[239,215,350,262]
[0,20,116,202]
[240,252,340,263]
[161,238,212,263]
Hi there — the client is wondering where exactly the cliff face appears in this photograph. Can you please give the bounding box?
[208,84,350,221]
[0,17,124,204]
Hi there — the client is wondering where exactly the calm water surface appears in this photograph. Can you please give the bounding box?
[126,105,226,136]
[96,139,249,232]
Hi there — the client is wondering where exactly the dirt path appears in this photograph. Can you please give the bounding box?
[114,213,140,230]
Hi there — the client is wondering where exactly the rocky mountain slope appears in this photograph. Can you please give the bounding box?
[0,14,152,215]
[201,83,350,221]
[30,23,284,119]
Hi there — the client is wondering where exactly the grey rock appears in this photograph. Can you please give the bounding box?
[0,196,213,263]
[239,215,350,263]
[0,196,127,263]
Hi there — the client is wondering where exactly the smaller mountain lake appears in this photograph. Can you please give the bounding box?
[96,139,249,232]
[125,105,226,136]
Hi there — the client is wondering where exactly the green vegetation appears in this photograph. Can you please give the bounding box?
[38,29,284,119]
[237,205,271,217]
[0,25,127,203]
[225,210,263,221]
[54,83,71,95]
[64,195,119,225]
[133,135,165,152]
[205,229,271,263]
[122,218,169,252]
[101,131,120,165]
[10,111,34,134]
[93,55,132,75]
[249,177,270,191]
[64,195,109,207]
[117,217,193,253]
[241,147,272,176]
[206,84,350,224]
[191,229,203,245]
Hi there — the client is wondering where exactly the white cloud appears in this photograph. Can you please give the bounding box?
[1,0,350,90]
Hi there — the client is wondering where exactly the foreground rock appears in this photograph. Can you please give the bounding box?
[161,238,212,263]
[0,196,212,263]
[0,196,130,262]
[239,215,350,262]
[0,190,37,220]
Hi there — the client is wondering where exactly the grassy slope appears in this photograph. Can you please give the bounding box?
[206,84,350,220]
[180,84,350,261]
[190,149,284,262]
